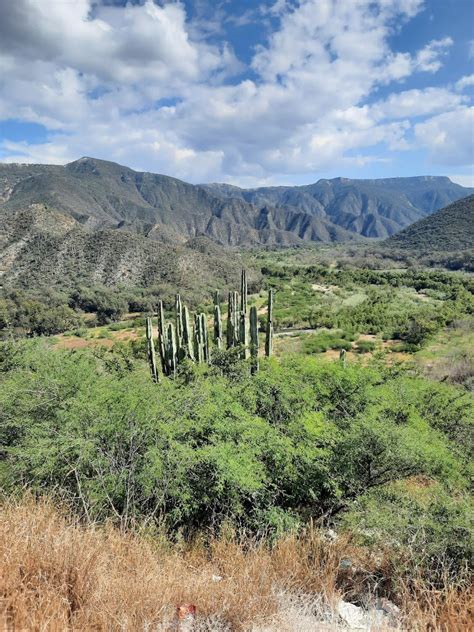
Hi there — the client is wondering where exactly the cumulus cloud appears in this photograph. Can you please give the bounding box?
[449,174,474,187]
[371,88,467,120]
[415,107,474,165]
[0,0,236,85]
[413,37,453,72]
[455,75,474,91]
[0,0,470,183]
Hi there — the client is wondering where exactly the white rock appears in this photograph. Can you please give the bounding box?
[337,600,370,630]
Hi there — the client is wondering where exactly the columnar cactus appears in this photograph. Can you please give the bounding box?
[232,291,240,345]
[214,303,223,349]
[149,271,260,378]
[250,305,259,373]
[226,291,234,348]
[157,300,168,375]
[167,322,177,376]
[182,305,194,360]
[240,311,249,359]
[146,316,159,382]
[339,348,347,368]
[240,269,247,314]
[265,289,274,357]
[200,313,210,363]
[175,294,184,352]
[194,314,203,363]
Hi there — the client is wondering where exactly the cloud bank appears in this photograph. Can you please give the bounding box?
[0,0,472,184]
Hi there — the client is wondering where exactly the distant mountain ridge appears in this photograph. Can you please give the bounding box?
[202,175,473,239]
[385,194,474,252]
[1,158,472,247]
[1,157,473,289]
[0,158,356,247]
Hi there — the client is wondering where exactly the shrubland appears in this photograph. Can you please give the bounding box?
[1,340,471,555]
[1,253,473,629]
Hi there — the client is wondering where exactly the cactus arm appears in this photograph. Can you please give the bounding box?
[226,291,233,349]
[240,269,247,314]
[157,300,168,375]
[240,310,249,360]
[232,291,240,345]
[339,348,347,368]
[182,305,194,360]
[146,316,159,382]
[214,303,222,349]
[265,289,274,357]
[250,305,259,373]
[167,323,177,377]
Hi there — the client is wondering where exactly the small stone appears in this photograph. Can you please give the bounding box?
[325,528,338,541]
[339,557,353,570]
[337,600,370,630]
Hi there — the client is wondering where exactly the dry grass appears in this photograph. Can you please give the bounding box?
[0,498,471,631]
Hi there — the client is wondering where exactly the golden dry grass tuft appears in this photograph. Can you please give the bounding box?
[0,498,471,631]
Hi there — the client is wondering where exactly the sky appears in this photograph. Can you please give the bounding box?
[0,0,473,187]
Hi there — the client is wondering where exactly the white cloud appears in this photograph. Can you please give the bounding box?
[455,75,474,91]
[371,87,467,120]
[0,0,236,86]
[0,0,470,184]
[448,174,474,187]
[414,37,453,72]
[415,107,474,166]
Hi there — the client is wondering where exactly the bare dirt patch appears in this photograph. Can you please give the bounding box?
[55,328,141,350]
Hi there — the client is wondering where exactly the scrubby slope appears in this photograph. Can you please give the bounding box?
[386,194,474,251]
[0,203,241,291]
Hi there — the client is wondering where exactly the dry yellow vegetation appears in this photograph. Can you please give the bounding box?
[1,498,471,631]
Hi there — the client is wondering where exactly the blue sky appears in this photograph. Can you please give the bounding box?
[0,0,473,186]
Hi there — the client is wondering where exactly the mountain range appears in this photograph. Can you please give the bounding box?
[202,175,473,240]
[1,156,472,288]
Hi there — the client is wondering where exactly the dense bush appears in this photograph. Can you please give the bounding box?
[1,342,470,545]
[343,481,472,583]
[355,340,376,353]
[0,291,82,337]
[303,331,352,354]
[69,287,128,324]
[263,264,473,344]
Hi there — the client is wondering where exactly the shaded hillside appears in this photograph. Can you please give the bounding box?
[386,195,474,252]
[0,203,241,293]
[204,176,473,239]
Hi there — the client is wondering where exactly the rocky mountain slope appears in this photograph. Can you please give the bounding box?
[0,158,357,247]
[203,176,473,239]
[0,201,242,291]
[385,194,474,252]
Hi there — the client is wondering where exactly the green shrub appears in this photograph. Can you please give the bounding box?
[303,331,352,354]
[342,481,473,583]
[355,340,376,353]
[0,341,469,559]
[394,316,437,346]
[71,328,88,338]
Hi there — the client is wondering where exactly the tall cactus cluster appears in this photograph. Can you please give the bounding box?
[146,269,274,381]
